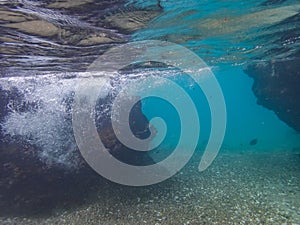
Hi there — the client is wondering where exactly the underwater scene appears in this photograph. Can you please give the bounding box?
[0,0,300,224]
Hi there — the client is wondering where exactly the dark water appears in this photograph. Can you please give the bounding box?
[0,0,300,223]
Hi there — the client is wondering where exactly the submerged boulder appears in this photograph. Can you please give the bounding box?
[0,87,154,215]
[244,56,300,132]
[96,94,155,166]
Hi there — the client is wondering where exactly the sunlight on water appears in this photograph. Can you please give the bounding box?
[133,0,300,65]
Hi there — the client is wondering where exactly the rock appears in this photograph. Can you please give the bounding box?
[0,9,32,22]
[4,20,59,37]
[244,55,300,132]
[260,0,287,6]
[57,27,125,46]
[104,10,161,33]
[47,0,95,9]
[0,87,155,215]
[96,94,155,166]
[164,4,300,37]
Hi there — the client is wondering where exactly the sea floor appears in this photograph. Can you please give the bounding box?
[0,150,299,225]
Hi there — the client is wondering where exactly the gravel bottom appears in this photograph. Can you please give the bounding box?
[0,150,299,225]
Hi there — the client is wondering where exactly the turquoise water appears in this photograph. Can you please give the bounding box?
[0,0,300,223]
[131,0,300,152]
[216,67,300,150]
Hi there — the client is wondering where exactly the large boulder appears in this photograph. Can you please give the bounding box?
[0,87,154,215]
[244,56,300,132]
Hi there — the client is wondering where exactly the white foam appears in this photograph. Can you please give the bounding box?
[0,74,112,169]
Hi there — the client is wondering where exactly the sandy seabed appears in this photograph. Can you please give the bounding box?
[0,150,299,225]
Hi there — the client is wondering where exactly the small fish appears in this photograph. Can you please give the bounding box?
[249,138,258,146]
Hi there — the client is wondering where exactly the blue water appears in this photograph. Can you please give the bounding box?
[138,63,300,164]
[215,66,300,150]
[130,0,300,152]
[0,0,300,221]
[0,0,299,168]
[1,0,299,173]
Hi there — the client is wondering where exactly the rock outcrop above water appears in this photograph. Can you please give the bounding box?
[244,56,300,132]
